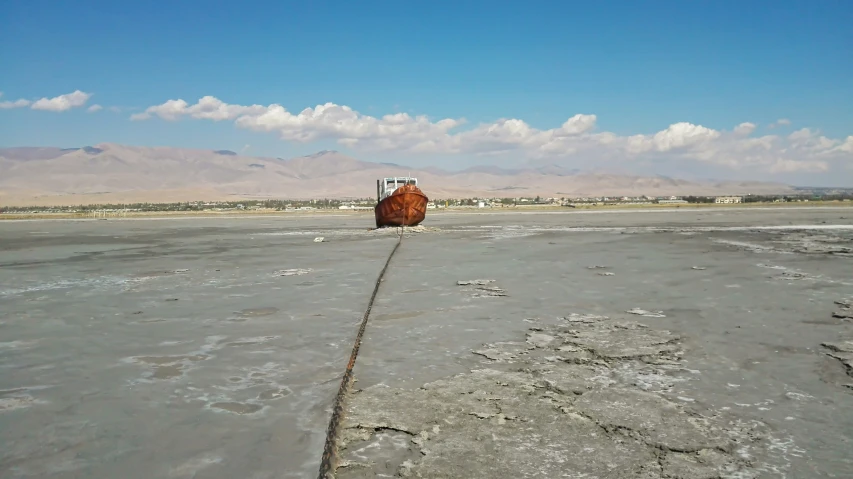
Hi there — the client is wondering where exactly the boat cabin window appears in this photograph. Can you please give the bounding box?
[379,177,418,200]
[384,178,417,188]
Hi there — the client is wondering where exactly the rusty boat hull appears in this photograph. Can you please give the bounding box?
[374,184,429,228]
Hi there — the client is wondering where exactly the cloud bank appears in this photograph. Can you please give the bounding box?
[5,91,850,176]
[0,90,93,111]
[131,96,852,174]
[0,93,31,110]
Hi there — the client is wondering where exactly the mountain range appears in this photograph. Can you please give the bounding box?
[0,143,794,206]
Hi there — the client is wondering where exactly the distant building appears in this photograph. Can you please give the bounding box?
[715,196,743,204]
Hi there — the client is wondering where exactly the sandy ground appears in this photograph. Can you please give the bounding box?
[1,208,852,478]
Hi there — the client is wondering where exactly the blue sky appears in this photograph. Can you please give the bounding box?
[1,0,851,184]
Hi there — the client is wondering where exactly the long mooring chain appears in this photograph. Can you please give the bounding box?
[318,227,405,479]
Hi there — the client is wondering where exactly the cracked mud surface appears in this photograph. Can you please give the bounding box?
[822,340,853,378]
[1,207,852,478]
[820,299,853,389]
[339,314,768,478]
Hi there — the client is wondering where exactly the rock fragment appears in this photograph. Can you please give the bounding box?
[526,332,557,348]
[562,313,610,323]
[471,286,507,297]
[457,279,507,297]
[832,298,852,320]
[562,325,680,361]
[274,268,312,276]
[627,308,666,318]
[472,341,529,362]
[777,271,808,280]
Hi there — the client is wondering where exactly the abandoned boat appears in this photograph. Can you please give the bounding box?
[374,176,429,228]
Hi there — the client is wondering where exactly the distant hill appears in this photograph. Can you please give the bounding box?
[0,143,795,206]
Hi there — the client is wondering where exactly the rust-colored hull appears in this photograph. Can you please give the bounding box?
[374,184,429,228]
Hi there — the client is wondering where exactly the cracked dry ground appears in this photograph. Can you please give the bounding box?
[337,313,773,478]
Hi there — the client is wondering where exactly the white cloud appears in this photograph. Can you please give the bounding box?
[0,92,31,109]
[0,98,31,109]
[836,136,853,154]
[87,104,103,113]
[132,95,852,174]
[30,90,92,111]
[130,95,266,121]
[734,122,757,135]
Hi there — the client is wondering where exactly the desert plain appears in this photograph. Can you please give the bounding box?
[1,206,852,478]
